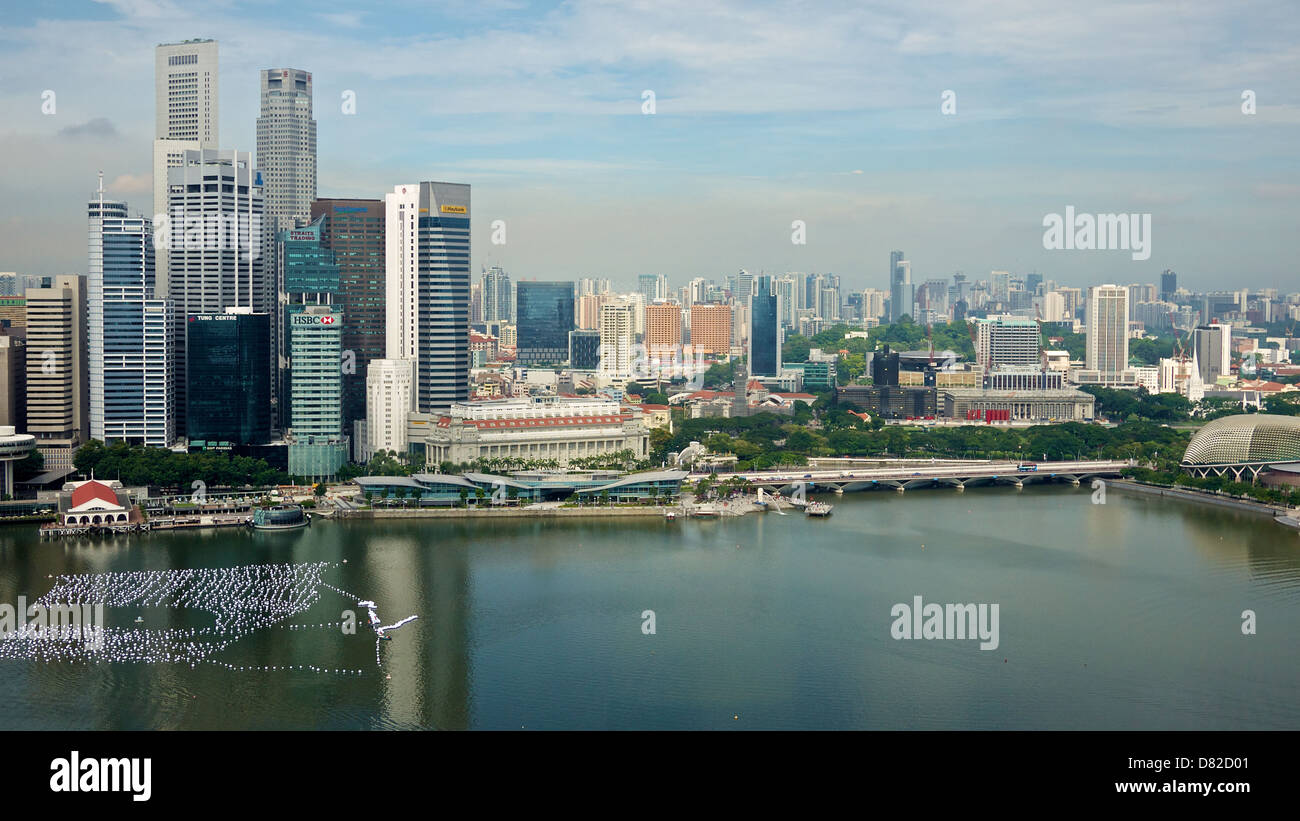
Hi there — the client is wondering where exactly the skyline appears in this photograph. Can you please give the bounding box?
[1,1,1298,291]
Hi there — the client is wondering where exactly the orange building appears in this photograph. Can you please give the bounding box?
[688,304,732,355]
[645,303,683,355]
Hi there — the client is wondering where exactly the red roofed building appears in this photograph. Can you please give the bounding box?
[415,396,650,466]
[63,480,132,526]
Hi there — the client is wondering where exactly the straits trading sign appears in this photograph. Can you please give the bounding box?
[291,313,340,326]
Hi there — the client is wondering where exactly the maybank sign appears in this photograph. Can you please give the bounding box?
[292,313,340,326]
[440,204,467,214]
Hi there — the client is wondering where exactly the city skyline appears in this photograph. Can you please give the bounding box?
[1,1,1297,291]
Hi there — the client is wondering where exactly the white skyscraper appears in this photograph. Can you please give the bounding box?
[165,149,264,430]
[154,40,218,295]
[383,182,471,413]
[1086,284,1130,379]
[598,301,636,378]
[256,68,316,255]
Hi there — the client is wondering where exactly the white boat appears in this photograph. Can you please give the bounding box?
[805,501,833,517]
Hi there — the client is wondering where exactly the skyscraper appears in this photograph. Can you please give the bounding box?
[1193,323,1232,385]
[1160,269,1178,302]
[258,69,316,424]
[311,198,385,435]
[637,274,667,303]
[974,317,1041,372]
[749,275,781,377]
[287,305,347,479]
[256,69,316,243]
[481,266,513,322]
[154,39,218,294]
[88,177,174,447]
[516,281,575,365]
[599,301,636,378]
[383,182,470,413]
[166,149,265,432]
[278,215,338,429]
[1086,285,1130,379]
[889,253,912,322]
[25,275,88,473]
[186,310,271,446]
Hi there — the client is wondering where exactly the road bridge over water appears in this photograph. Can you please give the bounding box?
[691,460,1133,495]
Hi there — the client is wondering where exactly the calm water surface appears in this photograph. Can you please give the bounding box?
[1,485,1298,730]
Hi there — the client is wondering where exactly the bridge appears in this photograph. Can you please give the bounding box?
[691,459,1132,495]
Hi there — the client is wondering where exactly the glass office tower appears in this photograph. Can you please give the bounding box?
[516,281,575,366]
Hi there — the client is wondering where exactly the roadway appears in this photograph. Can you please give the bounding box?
[691,459,1132,493]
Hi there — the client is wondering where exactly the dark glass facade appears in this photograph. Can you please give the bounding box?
[516,282,575,365]
[310,198,384,434]
[750,276,780,377]
[569,329,601,370]
[186,312,271,445]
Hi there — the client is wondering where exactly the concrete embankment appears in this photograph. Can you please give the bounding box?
[357,506,672,520]
[1110,480,1296,527]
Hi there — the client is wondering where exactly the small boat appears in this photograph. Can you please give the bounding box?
[134,616,144,624]
[664,510,677,520]
[805,501,833,517]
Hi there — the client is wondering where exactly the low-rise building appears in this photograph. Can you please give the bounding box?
[410,396,649,467]
[941,387,1096,422]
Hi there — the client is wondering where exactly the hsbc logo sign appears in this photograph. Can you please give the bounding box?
[292,314,340,326]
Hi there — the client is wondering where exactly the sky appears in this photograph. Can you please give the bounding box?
[0,0,1297,294]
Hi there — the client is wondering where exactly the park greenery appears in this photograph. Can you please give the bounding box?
[651,403,1192,473]
[781,318,976,385]
[73,440,288,489]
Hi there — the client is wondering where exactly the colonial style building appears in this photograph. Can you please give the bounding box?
[410,396,649,467]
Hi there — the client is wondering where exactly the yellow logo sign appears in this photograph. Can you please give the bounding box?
[440,204,467,214]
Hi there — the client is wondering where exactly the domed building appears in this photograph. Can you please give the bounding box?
[1182,413,1300,482]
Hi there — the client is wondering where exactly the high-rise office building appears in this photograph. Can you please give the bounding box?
[568,329,601,371]
[287,305,347,479]
[256,68,316,244]
[25,275,89,473]
[1193,323,1233,385]
[1085,285,1130,379]
[258,68,317,403]
[186,310,271,446]
[516,281,575,365]
[749,275,781,377]
[974,317,1041,372]
[364,358,413,458]
[311,198,384,434]
[278,215,338,429]
[154,39,218,294]
[155,40,218,145]
[384,182,470,413]
[166,149,265,432]
[735,271,755,308]
[481,266,513,322]
[88,179,174,447]
[0,336,25,431]
[637,274,668,303]
[1160,269,1178,302]
[889,254,912,322]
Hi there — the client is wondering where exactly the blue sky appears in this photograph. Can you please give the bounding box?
[1,0,1297,293]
